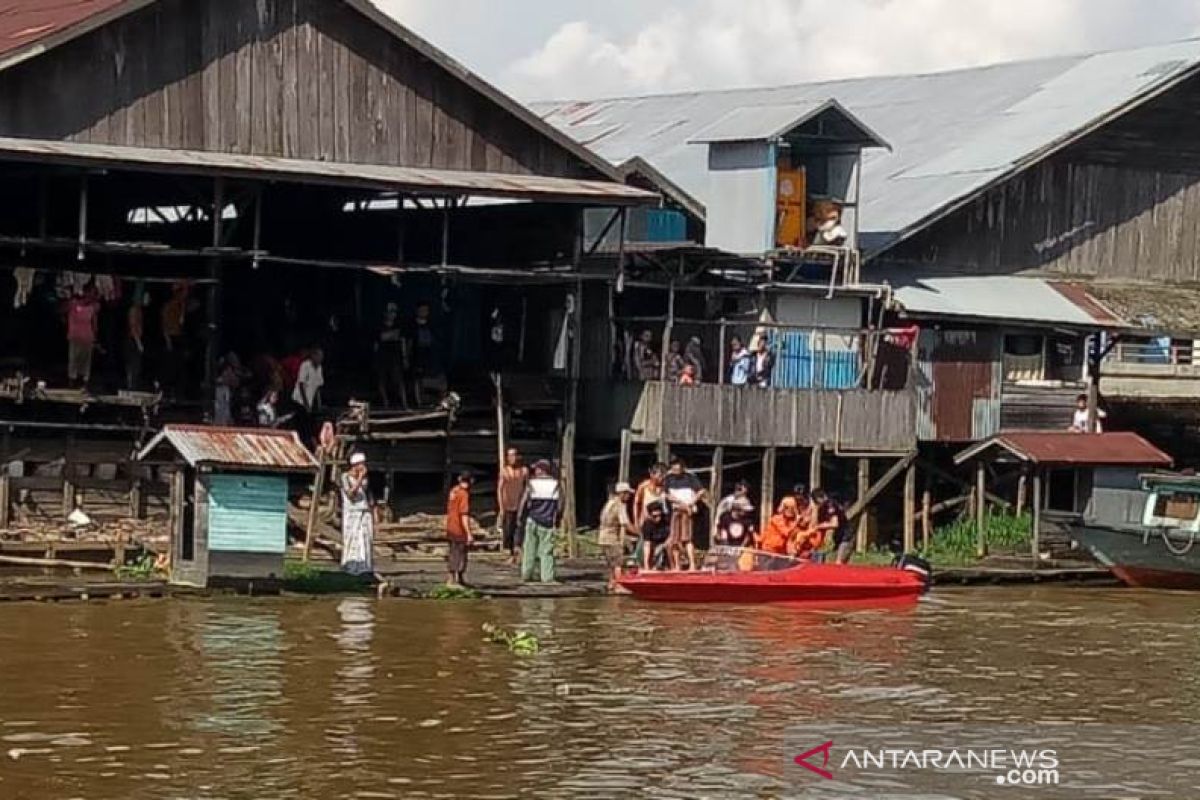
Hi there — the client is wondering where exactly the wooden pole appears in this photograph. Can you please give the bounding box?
[1016,467,1028,515]
[761,447,777,534]
[921,488,932,550]
[561,423,578,558]
[303,460,326,563]
[659,280,676,382]
[809,441,823,490]
[975,459,987,559]
[1032,468,1043,563]
[717,319,728,384]
[903,463,916,553]
[709,446,724,544]
[618,429,632,485]
[856,458,869,553]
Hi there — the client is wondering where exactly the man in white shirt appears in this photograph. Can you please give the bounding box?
[292,347,325,412]
[1069,393,1106,433]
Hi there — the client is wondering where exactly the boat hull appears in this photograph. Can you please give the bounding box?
[617,563,926,605]
[1071,522,1200,589]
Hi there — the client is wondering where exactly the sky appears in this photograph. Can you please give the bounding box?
[373,0,1200,101]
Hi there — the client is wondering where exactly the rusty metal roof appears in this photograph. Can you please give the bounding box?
[955,432,1172,467]
[0,136,658,204]
[138,425,318,473]
[0,0,140,62]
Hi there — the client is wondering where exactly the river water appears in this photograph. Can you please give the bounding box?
[0,588,1197,799]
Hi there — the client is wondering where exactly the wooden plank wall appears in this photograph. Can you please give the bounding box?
[592,381,917,450]
[0,0,595,178]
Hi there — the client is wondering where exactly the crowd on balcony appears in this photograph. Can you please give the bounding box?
[629,330,777,387]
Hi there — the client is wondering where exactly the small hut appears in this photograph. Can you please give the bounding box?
[137,425,318,589]
[954,432,1172,558]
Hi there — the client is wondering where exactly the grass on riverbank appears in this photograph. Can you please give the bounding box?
[282,560,374,594]
[850,512,1034,568]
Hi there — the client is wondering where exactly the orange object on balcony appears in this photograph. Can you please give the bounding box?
[775,168,806,249]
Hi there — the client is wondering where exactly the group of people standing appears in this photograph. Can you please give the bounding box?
[629,329,778,388]
[596,461,856,588]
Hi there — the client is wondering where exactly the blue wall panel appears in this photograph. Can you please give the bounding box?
[207,474,288,554]
[774,331,860,390]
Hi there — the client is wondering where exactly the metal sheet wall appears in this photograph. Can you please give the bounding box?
[205,473,288,554]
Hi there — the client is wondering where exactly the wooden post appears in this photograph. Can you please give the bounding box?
[921,488,932,550]
[856,458,869,553]
[656,439,670,465]
[561,422,578,558]
[493,372,506,469]
[0,472,10,530]
[1016,467,1028,515]
[1031,468,1043,563]
[659,280,676,382]
[975,459,987,559]
[128,476,143,520]
[717,319,728,384]
[618,429,632,485]
[809,442,823,490]
[761,447,777,534]
[709,446,724,544]
[303,459,327,563]
[903,463,916,553]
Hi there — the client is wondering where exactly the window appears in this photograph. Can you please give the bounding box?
[1151,492,1200,523]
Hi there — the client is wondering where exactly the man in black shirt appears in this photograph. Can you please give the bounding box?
[663,456,707,571]
[640,499,671,571]
[814,489,853,564]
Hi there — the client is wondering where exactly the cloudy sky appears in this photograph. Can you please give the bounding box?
[374,0,1200,101]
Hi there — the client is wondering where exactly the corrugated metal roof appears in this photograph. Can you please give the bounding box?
[893,275,1117,327]
[1084,283,1200,335]
[138,425,318,472]
[535,39,1200,249]
[0,136,657,204]
[688,99,889,148]
[0,0,136,61]
[956,431,1173,467]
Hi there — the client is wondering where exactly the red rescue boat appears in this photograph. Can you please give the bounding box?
[617,548,929,605]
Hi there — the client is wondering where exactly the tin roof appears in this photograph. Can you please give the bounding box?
[535,39,1200,252]
[138,425,318,473]
[0,0,138,62]
[687,99,889,148]
[892,275,1122,328]
[955,432,1173,467]
[1084,283,1200,335]
[0,136,657,204]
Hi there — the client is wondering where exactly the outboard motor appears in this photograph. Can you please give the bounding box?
[894,553,933,593]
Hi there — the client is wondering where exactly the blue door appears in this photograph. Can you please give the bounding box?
[206,474,288,554]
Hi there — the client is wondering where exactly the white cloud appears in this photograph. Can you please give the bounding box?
[496,0,1200,100]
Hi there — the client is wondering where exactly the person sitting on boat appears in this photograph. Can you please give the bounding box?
[716,480,752,520]
[758,496,801,555]
[813,489,854,564]
[716,497,757,549]
[639,499,672,571]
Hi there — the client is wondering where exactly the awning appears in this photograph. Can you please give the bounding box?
[0,136,659,206]
[955,432,1172,468]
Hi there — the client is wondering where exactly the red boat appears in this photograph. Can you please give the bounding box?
[618,548,929,605]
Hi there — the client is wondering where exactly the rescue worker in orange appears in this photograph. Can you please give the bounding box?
[758,496,801,555]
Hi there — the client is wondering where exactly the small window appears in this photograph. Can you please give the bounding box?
[1152,492,1200,522]
[1004,335,1042,357]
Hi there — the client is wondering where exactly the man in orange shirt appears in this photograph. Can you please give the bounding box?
[445,472,474,586]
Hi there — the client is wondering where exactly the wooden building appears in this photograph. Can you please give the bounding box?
[137,424,318,588]
[0,0,658,535]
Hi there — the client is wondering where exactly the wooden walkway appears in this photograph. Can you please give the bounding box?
[0,576,170,602]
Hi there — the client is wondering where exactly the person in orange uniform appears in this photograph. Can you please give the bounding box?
[758,496,801,555]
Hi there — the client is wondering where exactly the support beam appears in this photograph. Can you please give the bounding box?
[921,488,931,550]
[975,460,987,559]
[1016,466,1028,515]
[561,423,578,558]
[1032,468,1043,563]
[920,459,1012,511]
[856,458,870,553]
[845,450,918,521]
[709,446,724,544]
[903,463,916,553]
[761,447,777,534]
[809,442,823,491]
[618,429,632,486]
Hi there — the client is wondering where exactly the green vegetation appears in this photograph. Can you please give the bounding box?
[425,584,482,600]
[282,560,373,594]
[114,552,160,581]
[482,622,539,656]
[921,512,1032,566]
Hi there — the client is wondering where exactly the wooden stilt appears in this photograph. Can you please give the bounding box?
[562,423,578,558]
[903,463,916,553]
[975,459,987,559]
[809,442,823,491]
[709,446,724,544]
[303,459,326,563]
[761,447,777,534]
[1016,467,1028,515]
[856,458,869,553]
[618,429,632,486]
[1032,468,1043,563]
[0,472,10,530]
[921,488,932,550]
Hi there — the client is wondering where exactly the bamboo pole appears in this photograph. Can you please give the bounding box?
[809,442,823,490]
[761,447,777,534]
[493,372,506,470]
[1032,468,1043,563]
[0,554,115,571]
[618,429,632,486]
[856,458,870,553]
[709,446,724,545]
[303,459,327,563]
[921,489,932,550]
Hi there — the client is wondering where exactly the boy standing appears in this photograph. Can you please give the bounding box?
[520,460,561,584]
[445,472,473,586]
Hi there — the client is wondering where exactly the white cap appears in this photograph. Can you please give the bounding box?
[349,452,367,466]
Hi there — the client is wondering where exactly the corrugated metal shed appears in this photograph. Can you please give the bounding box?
[138,425,318,473]
[535,39,1200,251]
[894,275,1118,327]
[955,432,1172,467]
[0,135,657,204]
